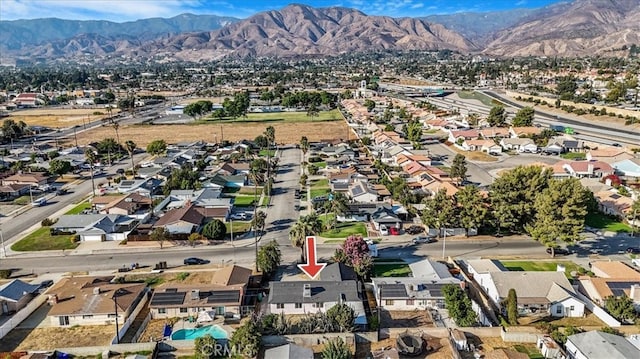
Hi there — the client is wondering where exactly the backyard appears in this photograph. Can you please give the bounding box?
[499,260,586,278]
[11,227,78,251]
[309,178,331,199]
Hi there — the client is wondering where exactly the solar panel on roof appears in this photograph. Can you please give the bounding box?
[380,284,408,299]
[352,186,364,196]
[151,292,186,306]
[610,194,621,199]
[207,290,240,304]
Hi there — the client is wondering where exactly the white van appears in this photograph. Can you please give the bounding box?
[379,224,389,236]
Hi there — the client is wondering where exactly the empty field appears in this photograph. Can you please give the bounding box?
[8,108,119,128]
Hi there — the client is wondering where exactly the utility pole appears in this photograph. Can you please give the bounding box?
[113,290,121,344]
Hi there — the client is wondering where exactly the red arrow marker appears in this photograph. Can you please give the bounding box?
[298,236,326,280]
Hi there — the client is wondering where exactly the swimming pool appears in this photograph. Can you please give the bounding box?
[171,325,228,340]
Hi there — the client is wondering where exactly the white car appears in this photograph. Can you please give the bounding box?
[229,213,247,220]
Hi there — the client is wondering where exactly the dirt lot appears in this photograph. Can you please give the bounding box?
[380,310,434,328]
[359,335,454,359]
[64,121,351,147]
[8,108,119,128]
[0,326,114,351]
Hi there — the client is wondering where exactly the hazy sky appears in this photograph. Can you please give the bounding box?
[1,0,565,21]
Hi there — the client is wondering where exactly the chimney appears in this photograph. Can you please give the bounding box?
[303,284,311,298]
[48,294,58,305]
[587,163,594,175]
[93,287,101,295]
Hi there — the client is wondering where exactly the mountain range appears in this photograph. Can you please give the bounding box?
[1,0,639,62]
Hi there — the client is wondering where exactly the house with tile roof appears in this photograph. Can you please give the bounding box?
[577,261,640,309]
[462,139,502,153]
[586,148,634,164]
[551,160,614,178]
[46,276,147,328]
[593,190,635,219]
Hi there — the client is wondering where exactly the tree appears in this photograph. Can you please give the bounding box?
[194,334,216,359]
[124,140,137,176]
[507,288,518,325]
[163,164,201,195]
[326,303,355,332]
[146,139,167,155]
[307,102,319,119]
[264,126,275,148]
[323,192,350,230]
[455,185,488,237]
[512,106,535,127]
[450,154,468,184]
[300,136,310,157]
[257,240,281,277]
[490,166,551,234]
[252,210,267,236]
[443,284,477,327]
[421,189,455,237]
[202,219,226,241]
[187,233,204,247]
[49,159,71,177]
[600,326,625,337]
[97,137,120,158]
[322,337,351,359]
[289,213,323,260]
[333,235,373,278]
[604,296,638,323]
[487,105,507,127]
[150,227,169,249]
[526,178,591,256]
[557,76,577,100]
[364,99,376,112]
[254,135,268,149]
[230,319,261,358]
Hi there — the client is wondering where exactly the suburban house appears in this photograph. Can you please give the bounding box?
[577,261,640,309]
[593,190,635,219]
[268,280,366,325]
[478,127,510,139]
[612,158,640,179]
[117,178,163,196]
[1,172,49,187]
[149,265,254,320]
[551,160,614,179]
[500,138,538,153]
[586,148,634,164]
[0,279,40,315]
[465,259,584,317]
[349,181,379,203]
[0,183,30,200]
[462,139,502,153]
[372,259,462,311]
[448,129,481,144]
[565,330,640,359]
[264,344,314,359]
[46,276,147,328]
[100,193,152,220]
[153,202,205,234]
[51,214,138,241]
[509,126,541,138]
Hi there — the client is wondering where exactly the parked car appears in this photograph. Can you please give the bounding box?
[547,247,571,255]
[31,197,47,207]
[183,257,210,265]
[389,227,399,235]
[405,225,424,235]
[626,247,640,254]
[229,213,247,220]
[56,188,69,195]
[412,236,437,244]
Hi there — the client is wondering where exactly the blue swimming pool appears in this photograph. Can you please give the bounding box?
[171,325,228,340]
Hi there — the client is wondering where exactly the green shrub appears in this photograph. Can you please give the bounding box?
[0,269,12,279]
[41,218,55,226]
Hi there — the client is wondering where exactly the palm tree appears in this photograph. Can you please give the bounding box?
[84,148,97,196]
[289,213,323,262]
[252,210,267,237]
[124,140,137,177]
[323,192,350,230]
[111,120,121,148]
[248,166,264,270]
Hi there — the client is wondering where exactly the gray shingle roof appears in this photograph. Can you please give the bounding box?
[268,280,361,304]
[320,263,358,282]
[264,344,314,359]
[489,271,574,302]
[0,279,40,302]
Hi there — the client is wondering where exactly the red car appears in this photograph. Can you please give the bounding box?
[389,227,399,235]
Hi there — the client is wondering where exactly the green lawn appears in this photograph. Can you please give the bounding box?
[225,221,252,237]
[500,260,585,278]
[11,227,78,251]
[233,195,259,207]
[65,201,92,215]
[560,152,586,160]
[320,222,367,238]
[310,178,331,199]
[585,212,631,232]
[513,344,544,359]
[13,195,31,205]
[261,196,270,207]
[202,109,344,123]
[259,149,276,157]
[313,161,327,169]
[238,186,263,195]
[373,263,412,277]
